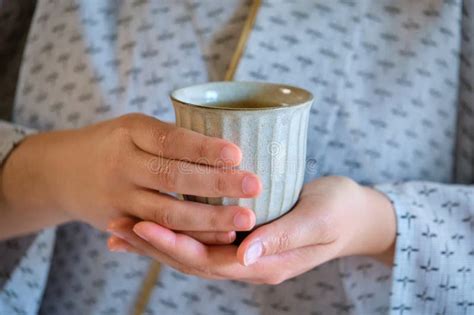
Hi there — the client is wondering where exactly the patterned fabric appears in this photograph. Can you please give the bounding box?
[375,182,474,315]
[0,229,55,315]
[0,0,36,162]
[0,0,473,314]
[0,3,45,313]
[0,122,32,164]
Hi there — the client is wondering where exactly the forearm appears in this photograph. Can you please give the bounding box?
[0,133,70,240]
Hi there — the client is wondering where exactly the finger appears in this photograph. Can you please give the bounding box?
[126,114,241,166]
[108,235,224,280]
[107,235,130,252]
[111,224,236,246]
[182,231,236,245]
[107,218,193,268]
[132,221,329,284]
[236,200,334,266]
[131,148,262,197]
[128,191,256,231]
[107,235,146,255]
[133,221,250,279]
[107,217,180,263]
[107,217,223,279]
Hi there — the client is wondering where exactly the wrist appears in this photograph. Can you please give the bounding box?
[1,132,71,223]
[348,185,396,265]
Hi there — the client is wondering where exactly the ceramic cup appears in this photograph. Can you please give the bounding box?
[171,81,313,226]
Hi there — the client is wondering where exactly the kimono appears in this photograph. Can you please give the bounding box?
[1,1,473,314]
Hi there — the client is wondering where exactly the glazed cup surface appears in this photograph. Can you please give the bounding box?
[171,81,313,226]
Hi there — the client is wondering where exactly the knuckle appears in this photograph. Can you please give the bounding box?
[213,174,227,195]
[121,113,145,123]
[154,159,177,191]
[197,137,210,160]
[114,113,145,132]
[153,209,175,228]
[153,126,174,156]
[110,126,132,145]
[316,214,335,243]
[103,118,137,170]
[162,165,178,191]
[206,211,219,229]
[271,230,290,255]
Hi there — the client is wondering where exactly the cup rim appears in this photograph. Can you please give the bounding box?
[170,81,314,111]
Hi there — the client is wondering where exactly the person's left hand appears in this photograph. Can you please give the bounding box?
[106,176,396,284]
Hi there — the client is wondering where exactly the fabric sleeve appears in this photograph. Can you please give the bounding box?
[0,121,33,164]
[0,1,58,314]
[339,181,474,315]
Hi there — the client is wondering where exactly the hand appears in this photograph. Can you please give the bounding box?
[106,176,396,284]
[1,113,261,242]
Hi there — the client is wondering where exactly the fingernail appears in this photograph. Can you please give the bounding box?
[242,175,259,195]
[233,212,251,229]
[244,241,263,266]
[221,145,240,163]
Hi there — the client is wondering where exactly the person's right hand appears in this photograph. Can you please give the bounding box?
[1,113,261,243]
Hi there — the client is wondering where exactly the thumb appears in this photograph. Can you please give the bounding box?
[236,203,332,266]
